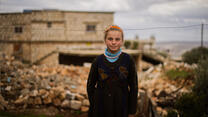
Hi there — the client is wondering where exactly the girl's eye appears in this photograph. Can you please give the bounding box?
[108,37,113,41]
[116,38,120,41]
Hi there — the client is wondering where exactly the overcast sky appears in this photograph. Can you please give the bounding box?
[0,0,208,42]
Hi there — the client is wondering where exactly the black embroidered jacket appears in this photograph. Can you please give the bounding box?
[87,52,138,117]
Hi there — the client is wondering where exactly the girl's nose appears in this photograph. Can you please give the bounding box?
[112,39,116,44]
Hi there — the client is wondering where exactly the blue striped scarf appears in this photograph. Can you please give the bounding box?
[104,48,122,63]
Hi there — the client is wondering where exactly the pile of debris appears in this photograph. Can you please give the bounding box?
[138,60,196,116]
[0,53,196,117]
[0,54,90,116]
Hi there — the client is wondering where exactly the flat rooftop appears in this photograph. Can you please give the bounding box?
[59,49,142,57]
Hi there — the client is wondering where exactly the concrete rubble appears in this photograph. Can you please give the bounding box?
[0,54,90,115]
[0,53,195,117]
[137,60,196,116]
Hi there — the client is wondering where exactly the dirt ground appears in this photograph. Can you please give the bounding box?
[0,108,88,117]
[0,112,88,117]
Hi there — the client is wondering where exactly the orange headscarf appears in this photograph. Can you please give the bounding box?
[104,25,124,40]
[105,25,123,33]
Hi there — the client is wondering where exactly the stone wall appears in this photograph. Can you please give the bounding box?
[21,43,31,62]
[30,43,58,64]
[64,11,113,41]
[29,42,106,65]
[30,10,113,41]
[31,11,65,41]
[0,10,113,65]
[0,13,31,41]
[0,43,13,55]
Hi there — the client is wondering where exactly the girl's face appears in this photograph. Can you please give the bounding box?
[105,30,123,54]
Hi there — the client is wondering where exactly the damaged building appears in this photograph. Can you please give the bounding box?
[0,9,117,65]
[0,9,154,69]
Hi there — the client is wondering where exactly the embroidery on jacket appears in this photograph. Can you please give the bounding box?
[119,66,128,78]
[98,68,108,80]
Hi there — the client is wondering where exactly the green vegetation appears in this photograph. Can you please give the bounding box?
[124,40,139,50]
[165,68,191,81]
[175,93,200,117]
[124,40,131,49]
[132,41,139,49]
[175,59,208,117]
[165,109,178,117]
[192,59,208,95]
[167,58,208,117]
[182,47,208,64]
[73,110,82,115]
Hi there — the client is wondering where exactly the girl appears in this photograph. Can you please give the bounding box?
[87,25,138,117]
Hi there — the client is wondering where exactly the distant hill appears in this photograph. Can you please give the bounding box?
[154,41,208,59]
